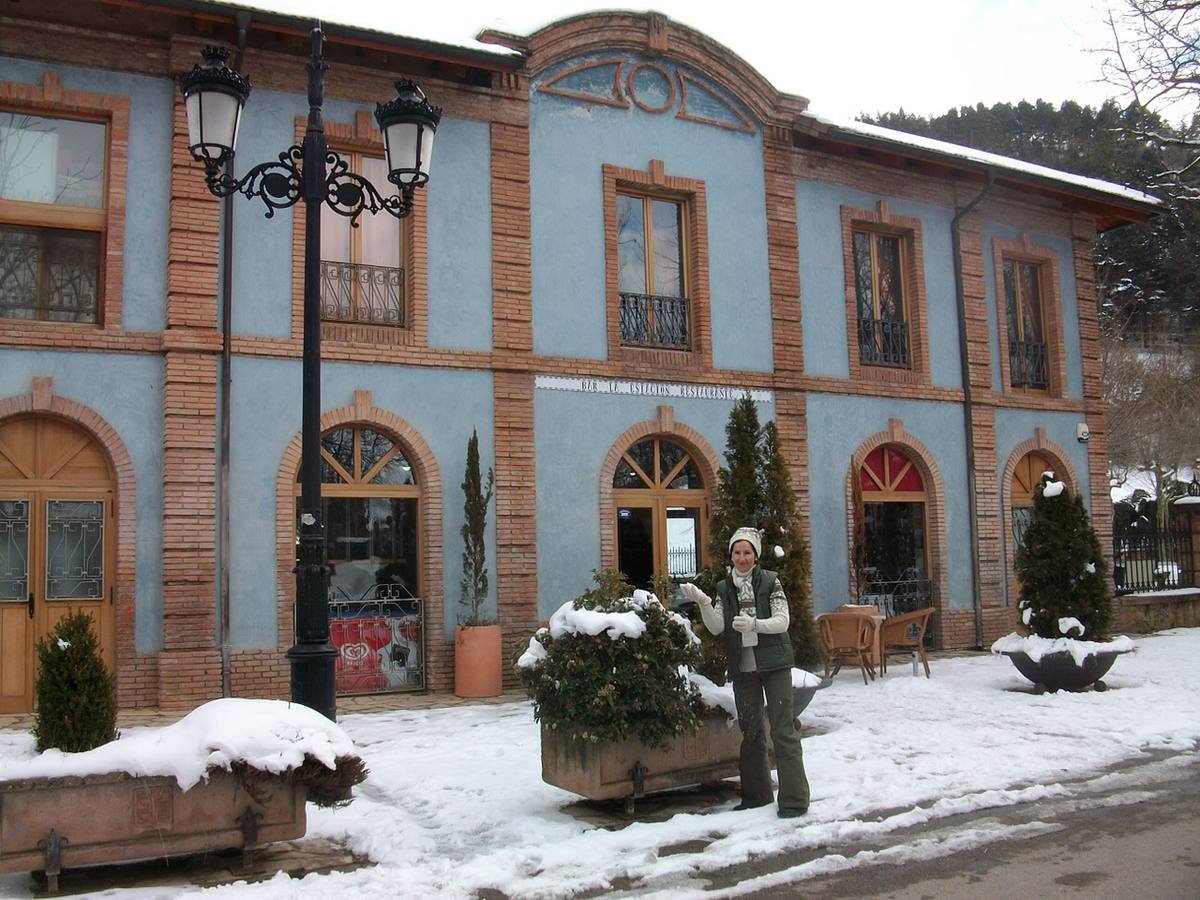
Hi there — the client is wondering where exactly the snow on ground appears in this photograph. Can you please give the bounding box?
[1,629,1198,899]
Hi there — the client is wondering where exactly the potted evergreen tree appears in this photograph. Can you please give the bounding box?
[992,472,1134,692]
[693,396,825,712]
[454,428,501,698]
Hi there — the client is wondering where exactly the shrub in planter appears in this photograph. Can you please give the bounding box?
[33,612,116,753]
[517,570,704,749]
[992,472,1133,690]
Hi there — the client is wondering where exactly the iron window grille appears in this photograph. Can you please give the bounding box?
[619,291,690,350]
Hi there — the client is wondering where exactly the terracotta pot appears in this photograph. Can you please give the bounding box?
[1000,645,1130,693]
[454,624,503,698]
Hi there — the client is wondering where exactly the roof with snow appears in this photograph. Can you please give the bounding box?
[152,2,1160,227]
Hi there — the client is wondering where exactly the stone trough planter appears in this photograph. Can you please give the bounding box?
[541,711,741,812]
[998,647,1129,693]
[0,767,306,892]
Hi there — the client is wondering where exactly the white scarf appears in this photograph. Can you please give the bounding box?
[731,565,756,610]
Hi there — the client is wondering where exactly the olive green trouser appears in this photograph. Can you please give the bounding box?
[732,667,810,813]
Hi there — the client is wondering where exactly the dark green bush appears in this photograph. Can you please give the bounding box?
[518,570,703,748]
[1015,474,1114,640]
[33,612,117,753]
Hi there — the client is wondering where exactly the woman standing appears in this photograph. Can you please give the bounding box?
[681,526,809,817]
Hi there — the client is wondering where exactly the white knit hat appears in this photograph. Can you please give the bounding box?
[728,526,762,559]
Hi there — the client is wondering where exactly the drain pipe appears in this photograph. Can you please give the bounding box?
[218,12,251,698]
[950,168,995,649]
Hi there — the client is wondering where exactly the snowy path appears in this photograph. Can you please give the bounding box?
[1,629,1197,899]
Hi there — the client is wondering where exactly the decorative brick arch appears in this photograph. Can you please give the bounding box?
[999,426,1080,605]
[486,10,809,128]
[598,405,721,573]
[0,377,148,707]
[844,418,950,640]
[273,390,449,689]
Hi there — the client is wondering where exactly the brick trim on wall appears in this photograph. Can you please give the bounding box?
[273,390,448,690]
[602,160,714,374]
[0,378,157,708]
[839,202,931,388]
[843,420,951,647]
[0,71,129,333]
[991,235,1069,400]
[597,405,722,573]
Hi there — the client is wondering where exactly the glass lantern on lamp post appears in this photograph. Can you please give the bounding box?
[177,24,441,721]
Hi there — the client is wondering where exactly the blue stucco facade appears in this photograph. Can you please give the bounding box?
[0,8,1140,706]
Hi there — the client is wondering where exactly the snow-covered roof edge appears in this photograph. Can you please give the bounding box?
[159,0,521,65]
[805,113,1161,211]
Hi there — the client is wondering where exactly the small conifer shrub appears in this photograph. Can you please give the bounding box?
[460,428,496,626]
[518,570,703,749]
[33,612,117,753]
[1015,474,1114,641]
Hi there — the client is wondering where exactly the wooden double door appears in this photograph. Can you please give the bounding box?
[0,417,115,714]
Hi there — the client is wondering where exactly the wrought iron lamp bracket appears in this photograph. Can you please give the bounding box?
[202,145,414,224]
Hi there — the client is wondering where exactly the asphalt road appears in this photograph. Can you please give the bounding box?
[721,750,1200,899]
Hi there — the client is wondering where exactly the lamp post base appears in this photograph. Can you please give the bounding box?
[287,642,338,720]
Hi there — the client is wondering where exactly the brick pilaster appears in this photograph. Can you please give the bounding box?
[491,114,534,354]
[158,91,222,707]
[493,371,538,688]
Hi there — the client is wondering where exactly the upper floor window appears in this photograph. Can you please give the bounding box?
[616,190,689,350]
[0,111,107,324]
[1003,259,1048,390]
[853,229,909,369]
[319,153,407,329]
[840,204,929,386]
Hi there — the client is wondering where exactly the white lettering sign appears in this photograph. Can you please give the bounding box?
[535,375,773,404]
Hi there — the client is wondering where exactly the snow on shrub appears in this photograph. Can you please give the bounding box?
[517,570,703,748]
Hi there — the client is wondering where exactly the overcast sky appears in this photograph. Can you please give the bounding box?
[238,0,1132,120]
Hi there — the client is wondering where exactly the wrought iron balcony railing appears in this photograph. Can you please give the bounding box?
[1009,339,1048,389]
[619,291,691,350]
[858,316,910,368]
[319,260,405,327]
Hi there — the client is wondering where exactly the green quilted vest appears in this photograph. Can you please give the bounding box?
[717,566,795,674]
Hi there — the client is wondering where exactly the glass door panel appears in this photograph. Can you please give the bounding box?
[43,497,109,667]
[0,497,33,713]
[665,506,702,579]
[616,504,655,591]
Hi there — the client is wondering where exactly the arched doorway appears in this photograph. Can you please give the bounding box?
[0,416,116,713]
[296,423,423,695]
[857,444,932,615]
[612,436,709,591]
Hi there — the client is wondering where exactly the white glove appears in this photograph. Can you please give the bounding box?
[732,613,756,633]
[679,583,712,607]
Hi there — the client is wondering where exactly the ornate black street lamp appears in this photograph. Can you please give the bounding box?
[178,26,441,720]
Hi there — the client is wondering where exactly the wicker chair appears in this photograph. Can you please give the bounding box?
[879,607,934,677]
[817,612,877,684]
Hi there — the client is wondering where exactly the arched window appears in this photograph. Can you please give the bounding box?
[857,444,931,615]
[1010,451,1057,552]
[612,436,708,591]
[296,424,422,694]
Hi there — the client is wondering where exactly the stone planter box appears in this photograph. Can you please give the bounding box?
[541,711,741,809]
[0,767,306,891]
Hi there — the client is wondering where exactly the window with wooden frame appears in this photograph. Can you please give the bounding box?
[1002,259,1048,391]
[852,228,910,368]
[603,162,711,369]
[0,110,108,325]
[319,152,409,329]
[992,236,1066,398]
[840,204,928,384]
[616,189,689,351]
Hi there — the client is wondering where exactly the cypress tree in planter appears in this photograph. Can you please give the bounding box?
[33,612,116,753]
[694,396,824,681]
[455,428,500,698]
[992,473,1133,691]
